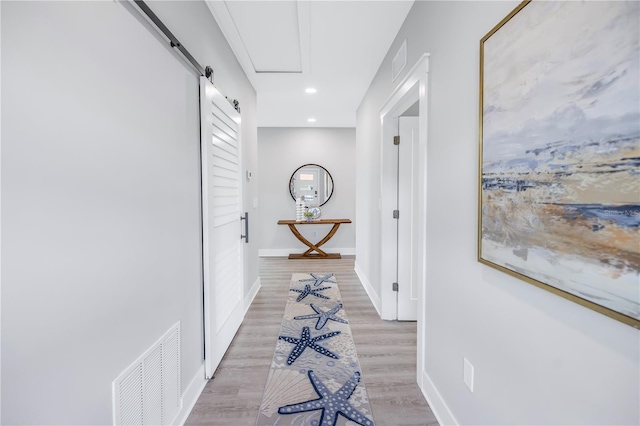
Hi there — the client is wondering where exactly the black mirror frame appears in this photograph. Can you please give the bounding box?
[289,163,334,207]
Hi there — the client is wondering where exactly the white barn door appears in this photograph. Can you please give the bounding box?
[200,77,244,379]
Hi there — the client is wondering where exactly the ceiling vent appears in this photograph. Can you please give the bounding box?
[392,39,407,82]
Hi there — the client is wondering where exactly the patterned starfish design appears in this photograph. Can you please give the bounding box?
[299,273,336,287]
[278,326,341,365]
[290,284,332,302]
[278,370,374,426]
[294,303,349,330]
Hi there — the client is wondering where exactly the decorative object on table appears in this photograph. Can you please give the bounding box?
[255,273,375,426]
[289,164,334,207]
[303,211,314,222]
[479,0,640,328]
[277,219,352,259]
[295,197,305,222]
[308,206,322,220]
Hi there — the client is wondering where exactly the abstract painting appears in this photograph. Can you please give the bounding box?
[479,0,640,327]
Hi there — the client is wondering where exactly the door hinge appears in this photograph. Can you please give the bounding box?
[393,135,400,145]
[392,282,399,292]
[393,210,399,219]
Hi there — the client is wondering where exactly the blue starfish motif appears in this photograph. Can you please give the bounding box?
[278,326,341,365]
[299,273,336,287]
[278,370,374,426]
[290,284,332,302]
[294,303,348,330]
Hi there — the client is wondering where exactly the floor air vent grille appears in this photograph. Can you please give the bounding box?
[112,322,181,425]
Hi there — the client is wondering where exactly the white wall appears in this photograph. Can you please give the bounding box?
[149,1,260,299]
[1,1,257,424]
[356,1,640,425]
[258,127,356,256]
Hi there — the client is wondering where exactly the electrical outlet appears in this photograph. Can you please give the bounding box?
[463,358,474,392]
[313,231,317,237]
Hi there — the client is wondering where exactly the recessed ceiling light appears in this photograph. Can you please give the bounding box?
[307,118,316,123]
[305,88,317,94]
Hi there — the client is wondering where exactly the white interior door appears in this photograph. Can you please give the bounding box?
[397,116,419,320]
[200,77,244,379]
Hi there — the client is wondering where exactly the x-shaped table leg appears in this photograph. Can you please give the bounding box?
[287,223,342,258]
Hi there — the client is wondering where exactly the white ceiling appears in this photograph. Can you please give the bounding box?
[205,0,414,128]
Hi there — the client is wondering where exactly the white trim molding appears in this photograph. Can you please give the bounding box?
[379,53,430,320]
[379,53,431,403]
[354,261,381,316]
[245,276,261,314]
[174,363,207,426]
[421,370,458,426]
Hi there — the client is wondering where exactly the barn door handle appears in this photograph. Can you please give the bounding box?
[240,212,249,243]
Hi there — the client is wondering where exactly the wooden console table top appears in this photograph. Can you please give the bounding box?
[277,219,352,259]
[277,219,352,225]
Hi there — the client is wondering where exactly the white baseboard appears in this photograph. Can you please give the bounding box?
[259,247,356,257]
[420,370,458,426]
[174,277,261,425]
[174,362,207,426]
[354,260,381,316]
[245,276,261,313]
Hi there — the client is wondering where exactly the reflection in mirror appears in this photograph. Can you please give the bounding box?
[289,164,334,207]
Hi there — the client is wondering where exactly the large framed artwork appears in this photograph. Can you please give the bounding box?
[479,0,640,328]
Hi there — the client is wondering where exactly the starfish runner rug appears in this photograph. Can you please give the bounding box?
[256,273,375,426]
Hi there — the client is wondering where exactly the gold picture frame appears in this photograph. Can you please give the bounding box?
[478,0,640,328]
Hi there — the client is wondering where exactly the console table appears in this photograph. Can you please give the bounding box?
[277,219,352,259]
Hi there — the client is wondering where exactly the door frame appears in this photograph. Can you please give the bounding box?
[379,54,429,385]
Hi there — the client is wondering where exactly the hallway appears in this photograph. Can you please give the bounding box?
[185,257,438,426]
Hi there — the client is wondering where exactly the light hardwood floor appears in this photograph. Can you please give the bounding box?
[185,257,439,426]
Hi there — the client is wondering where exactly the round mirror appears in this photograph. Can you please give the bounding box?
[289,164,334,207]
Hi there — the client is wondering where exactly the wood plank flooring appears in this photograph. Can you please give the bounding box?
[185,257,439,426]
